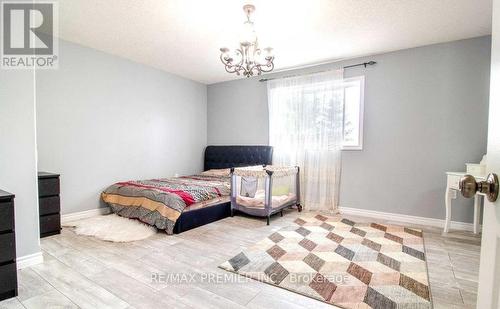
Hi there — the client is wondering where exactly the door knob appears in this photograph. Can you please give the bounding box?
[459,173,499,202]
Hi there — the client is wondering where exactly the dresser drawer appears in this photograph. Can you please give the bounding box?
[0,233,16,263]
[38,177,60,197]
[0,202,14,232]
[40,214,61,235]
[39,196,60,216]
[447,174,461,190]
[0,262,17,294]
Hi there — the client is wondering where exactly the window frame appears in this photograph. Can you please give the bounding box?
[341,75,365,151]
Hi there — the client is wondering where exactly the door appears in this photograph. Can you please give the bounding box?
[477,0,500,307]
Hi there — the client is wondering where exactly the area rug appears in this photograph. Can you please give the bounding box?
[63,214,157,242]
[219,214,432,309]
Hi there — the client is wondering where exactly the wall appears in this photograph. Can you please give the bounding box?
[36,40,207,214]
[208,36,491,223]
[0,69,41,258]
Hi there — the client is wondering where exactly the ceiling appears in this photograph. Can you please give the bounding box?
[57,0,492,84]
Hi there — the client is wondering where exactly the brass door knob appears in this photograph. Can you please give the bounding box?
[459,173,499,202]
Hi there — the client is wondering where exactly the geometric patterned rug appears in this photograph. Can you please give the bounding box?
[219,214,432,309]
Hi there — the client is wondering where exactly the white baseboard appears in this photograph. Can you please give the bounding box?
[15,208,110,270]
[61,207,110,224]
[339,206,478,232]
[17,251,44,269]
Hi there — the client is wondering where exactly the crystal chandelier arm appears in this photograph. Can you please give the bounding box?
[247,48,274,75]
[234,49,245,67]
[233,49,246,75]
[220,49,249,75]
[258,56,274,73]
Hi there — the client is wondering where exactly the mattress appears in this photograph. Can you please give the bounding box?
[236,191,297,209]
[183,196,230,212]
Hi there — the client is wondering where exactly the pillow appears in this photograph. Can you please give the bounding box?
[201,168,231,177]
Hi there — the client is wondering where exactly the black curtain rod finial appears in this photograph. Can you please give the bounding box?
[343,61,377,69]
[363,61,376,68]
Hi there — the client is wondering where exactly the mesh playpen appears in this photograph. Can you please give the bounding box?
[230,165,301,224]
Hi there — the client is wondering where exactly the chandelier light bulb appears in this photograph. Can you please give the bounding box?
[264,47,273,57]
[240,21,257,46]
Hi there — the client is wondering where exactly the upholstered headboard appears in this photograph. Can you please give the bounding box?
[204,145,273,171]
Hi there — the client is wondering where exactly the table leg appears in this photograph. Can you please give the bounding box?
[473,195,481,234]
[444,186,452,233]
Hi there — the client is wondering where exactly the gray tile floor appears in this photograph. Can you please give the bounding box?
[0,210,480,309]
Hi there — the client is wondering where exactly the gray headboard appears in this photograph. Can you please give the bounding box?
[204,145,273,171]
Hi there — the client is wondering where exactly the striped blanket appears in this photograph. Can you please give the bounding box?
[101,174,230,234]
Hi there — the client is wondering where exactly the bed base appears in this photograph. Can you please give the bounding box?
[173,202,231,234]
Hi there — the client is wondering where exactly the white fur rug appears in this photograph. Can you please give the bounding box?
[63,214,157,242]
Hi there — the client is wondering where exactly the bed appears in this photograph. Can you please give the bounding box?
[101,145,273,234]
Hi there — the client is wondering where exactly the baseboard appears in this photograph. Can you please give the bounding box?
[339,206,479,232]
[60,206,476,232]
[61,207,110,224]
[17,251,44,269]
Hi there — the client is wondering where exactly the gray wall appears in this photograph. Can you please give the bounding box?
[208,36,491,223]
[0,69,41,258]
[36,40,208,214]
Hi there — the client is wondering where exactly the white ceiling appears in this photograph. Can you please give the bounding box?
[57,0,492,84]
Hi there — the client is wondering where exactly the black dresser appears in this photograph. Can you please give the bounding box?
[38,172,61,238]
[0,189,17,301]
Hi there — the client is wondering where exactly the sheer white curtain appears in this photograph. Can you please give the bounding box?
[267,69,344,212]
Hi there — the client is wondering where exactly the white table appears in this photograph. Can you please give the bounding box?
[445,172,485,234]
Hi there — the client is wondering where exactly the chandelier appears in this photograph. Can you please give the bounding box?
[219,4,274,77]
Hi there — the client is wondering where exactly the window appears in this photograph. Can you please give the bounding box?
[342,76,365,150]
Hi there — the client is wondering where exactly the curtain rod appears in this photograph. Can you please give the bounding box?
[258,61,376,82]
